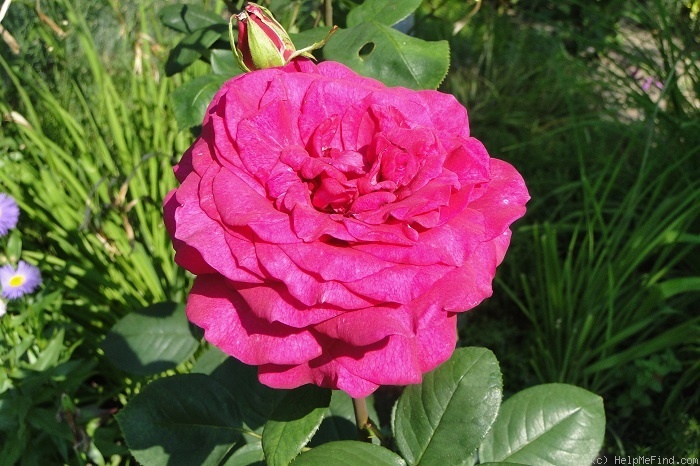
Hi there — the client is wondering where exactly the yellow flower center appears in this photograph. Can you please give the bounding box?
[9,275,25,287]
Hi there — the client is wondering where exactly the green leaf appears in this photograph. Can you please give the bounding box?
[5,230,21,262]
[656,276,700,299]
[116,373,243,466]
[101,302,200,376]
[160,4,227,33]
[311,390,378,446]
[31,328,64,371]
[262,385,332,466]
[26,407,72,441]
[584,322,700,374]
[0,426,24,466]
[323,22,449,90]
[172,74,228,130]
[290,28,336,51]
[211,49,245,77]
[479,383,606,466]
[222,443,264,466]
[165,24,228,76]
[193,347,285,434]
[393,347,502,465]
[291,441,406,465]
[346,0,422,27]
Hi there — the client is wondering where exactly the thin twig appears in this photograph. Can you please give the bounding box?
[35,0,66,38]
[0,0,12,24]
[324,0,332,28]
[0,25,19,54]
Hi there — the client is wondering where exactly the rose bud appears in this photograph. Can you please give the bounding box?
[230,2,337,72]
[231,3,296,71]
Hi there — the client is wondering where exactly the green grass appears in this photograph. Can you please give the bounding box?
[438,0,700,455]
[0,2,207,462]
[0,1,196,330]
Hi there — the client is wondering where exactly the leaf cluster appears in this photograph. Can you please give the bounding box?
[114,346,605,465]
[159,0,450,131]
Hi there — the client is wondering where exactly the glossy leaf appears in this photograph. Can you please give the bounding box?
[101,302,200,376]
[116,374,243,466]
[479,383,605,466]
[346,0,422,27]
[323,22,449,90]
[211,49,245,77]
[165,24,228,76]
[393,347,502,465]
[290,28,335,51]
[172,74,228,130]
[291,441,406,466]
[262,385,332,466]
[222,443,264,466]
[192,347,285,435]
[160,4,227,33]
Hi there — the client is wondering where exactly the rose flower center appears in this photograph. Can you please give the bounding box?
[299,112,440,218]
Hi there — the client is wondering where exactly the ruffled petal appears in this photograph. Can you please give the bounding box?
[187,275,323,365]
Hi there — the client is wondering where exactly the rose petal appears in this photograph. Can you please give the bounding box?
[416,89,470,138]
[172,174,260,283]
[258,358,380,398]
[336,335,423,386]
[255,243,376,308]
[343,263,452,304]
[312,305,413,346]
[443,137,491,186]
[414,311,458,372]
[409,240,498,313]
[212,168,299,243]
[280,241,393,282]
[468,159,530,240]
[187,275,322,365]
[164,190,215,275]
[237,282,344,328]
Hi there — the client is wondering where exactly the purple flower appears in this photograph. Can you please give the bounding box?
[0,261,42,299]
[0,193,20,237]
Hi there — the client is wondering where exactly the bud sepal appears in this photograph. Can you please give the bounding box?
[229,2,336,72]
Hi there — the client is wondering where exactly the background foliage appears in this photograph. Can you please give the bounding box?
[0,0,698,463]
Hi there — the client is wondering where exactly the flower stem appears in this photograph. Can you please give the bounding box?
[352,397,369,436]
[352,397,384,444]
[324,0,333,28]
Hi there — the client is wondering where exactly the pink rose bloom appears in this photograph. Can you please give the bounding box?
[164,60,529,397]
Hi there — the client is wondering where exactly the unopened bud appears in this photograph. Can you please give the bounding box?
[232,3,295,71]
[229,3,338,72]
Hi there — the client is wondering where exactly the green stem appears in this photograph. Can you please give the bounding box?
[352,397,385,444]
[324,0,333,28]
[353,396,369,437]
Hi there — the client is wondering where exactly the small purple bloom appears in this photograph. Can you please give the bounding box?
[0,193,20,237]
[0,261,42,299]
